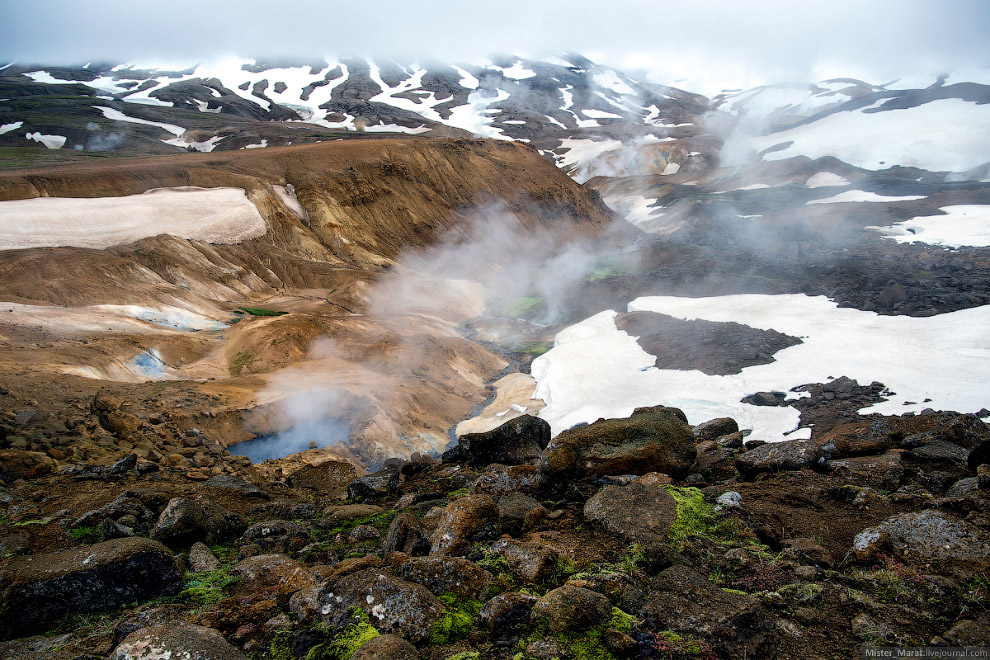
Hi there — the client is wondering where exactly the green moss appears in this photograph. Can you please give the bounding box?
[607,607,638,634]
[497,296,544,318]
[430,593,482,644]
[446,653,481,660]
[517,341,553,356]
[228,350,255,376]
[240,307,288,317]
[326,510,398,536]
[180,565,239,604]
[268,631,296,660]
[68,525,97,541]
[661,486,751,549]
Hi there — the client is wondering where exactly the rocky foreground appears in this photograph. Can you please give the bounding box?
[1,400,989,660]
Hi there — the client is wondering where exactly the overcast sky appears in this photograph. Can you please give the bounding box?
[2,0,988,94]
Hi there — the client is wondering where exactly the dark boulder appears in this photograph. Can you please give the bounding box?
[584,482,677,546]
[540,405,696,480]
[395,555,492,600]
[349,634,418,660]
[735,439,826,477]
[347,465,400,499]
[444,415,550,467]
[429,494,499,556]
[531,585,611,633]
[640,564,779,659]
[149,497,245,548]
[0,537,181,639]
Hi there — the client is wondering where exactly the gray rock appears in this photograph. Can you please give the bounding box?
[909,439,971,465]
[347,465,400,499]
[323,504,384,528]
[736,439,825,477]
[201,474,270,499]
[187,542,220,573]
[824,451,904,491]
[492,539,558,583]
[444,415,550,467]
[471,464,541,497]
[531,585,611,633]
[348,634,419,660]
[640,564,778,659]
[315,568,444,643]
[112,623,247,660]
[852,510,990,566]
[540,405,696,480]
[241,520,310,553]
[584,482,677,546]
[429,494,499,556]
[693,417,739,443]
[383,513,427,556]
[396,555,492,600]
[98,518,134,541]
[481,592,538,642]
[150,497,245,548]
[109,454,137,475]
[0,537,181,639]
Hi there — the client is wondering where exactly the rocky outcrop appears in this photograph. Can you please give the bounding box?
[540,405,696,481]
[531,585,612,633]
[444,415,551,467]
[735,438,826,477]
[149,497,245,548]
[0,537,181,639]
[429,494,499,556]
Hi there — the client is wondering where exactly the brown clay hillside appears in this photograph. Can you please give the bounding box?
[0,138,619,474]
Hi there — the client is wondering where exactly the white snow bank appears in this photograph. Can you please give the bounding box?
[869,205,990,248]
[0,186,267,249]
[0,121,23,135]
[806,190,926,205]
[533,294,990,441]
[805,172,851,188]
[593,69,636,96]
[162,135,224,152]
[25,132,66,149]
[754,98,990,172]
[94,106,185,137]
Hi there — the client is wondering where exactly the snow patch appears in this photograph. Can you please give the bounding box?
[94,106,184,137]
[533,294,990,442]
[805,172,851,188]
[869,205,990,248]
[25,132,66,149]
[0,186,267,249]
[806,191,926,205]
[0,121,23,135]
[754,98,990,172]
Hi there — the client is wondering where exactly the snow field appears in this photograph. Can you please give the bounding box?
[0,187,267,249]
[869,205,990,248]
[533,294,990,441]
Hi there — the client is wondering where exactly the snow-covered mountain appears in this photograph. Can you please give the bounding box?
[0,54,706,168]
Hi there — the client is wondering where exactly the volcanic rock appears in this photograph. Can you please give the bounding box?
[0,537,181,639]
[112,623,248,660]
[444,415,550,467]
[735,439,826,477]
[429,494,499,556]
[313,568,444,643]
[540,405,696,481]
[531,585,612,633]
[347,465,400,499]
[349,634,419,660]
[395,555,492,600]
[584,482,677,546]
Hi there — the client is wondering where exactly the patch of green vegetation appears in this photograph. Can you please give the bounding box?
[180,565,239,604]
[607,607,638,634]
[430,593,482,644]
[497,296,545,319]
[12,517,51,527]
[777,582,824,602]
[447,487,471,498]
[228,350,256,376]
[661,486,753,549]
[240,307,288,317]
[446,653,481,660]
[67,525,97,541]
[478,550,517,596]
[647,631,718,660]
[517,341,553,356]
[586,258,636,282]
[326,510,398,536]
